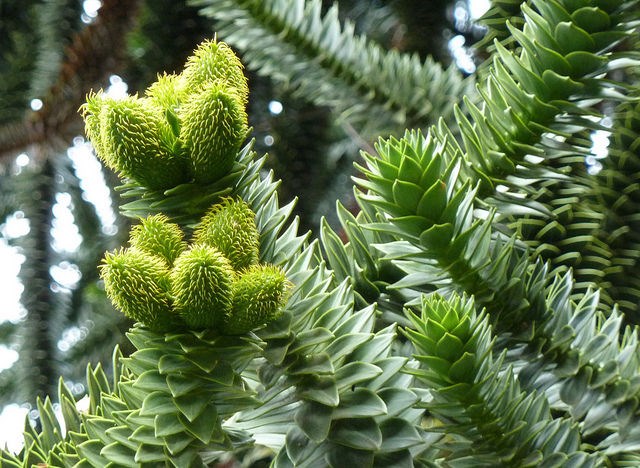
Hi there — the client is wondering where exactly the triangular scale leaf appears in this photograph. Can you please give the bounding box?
[329,417,382,450]
[294,401,334,442]
[332,388,387,419]
[173,392,212,422]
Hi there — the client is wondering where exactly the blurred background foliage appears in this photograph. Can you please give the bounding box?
[0,0,482,440]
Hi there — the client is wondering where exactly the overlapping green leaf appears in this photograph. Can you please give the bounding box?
[191,0,471,139]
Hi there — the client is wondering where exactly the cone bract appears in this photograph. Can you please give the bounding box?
[129,214,186,266]
[100,248,175,332]
[223,264,290,335]
[81,92,108,159]
[170,244,235,329]
[145,73,183,147]
[145,73,182,112]
[194,198,259,271]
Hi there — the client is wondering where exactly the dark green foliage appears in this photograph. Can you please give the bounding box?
[405,294,597,466]
[192,0,471,138]
[249,86,341,234]
[594,97,640,314]
[12,159,58,404]
[0,1,39,126]
[125,0,212,93]
[390,0,455,62]
[4,0,640,467]
[29,0,86,99]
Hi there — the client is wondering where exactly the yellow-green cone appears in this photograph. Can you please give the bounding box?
[146,73,182,112]
[194,198,260,271]
[170,244,235,329]
[179,83,248,184]
[223,264,290,335]
[96,95,188,190]
[180,39,249,103]
[81,92,108,159]
[145,73,183,148]
[100,248,176,332]
[129,214,186,266]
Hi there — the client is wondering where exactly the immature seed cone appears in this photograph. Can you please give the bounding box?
[145,73,184,147]
[100,248,176,332]
[145,73,182,112]
[81,92,108,159]
[180,39,249,103]
[95,95,188,190]
[171,244,235,329]
[223,264,290,335]
[194,198,259,271]
[129,214,186,266]
[179,83,248,184]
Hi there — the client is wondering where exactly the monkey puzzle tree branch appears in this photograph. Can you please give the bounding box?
[0,0,141,161]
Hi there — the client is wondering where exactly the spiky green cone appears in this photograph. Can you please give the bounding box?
[100,248,176,332]
[97,95,188,190]
[145,73,183,148]
[179,82,248,184]
[81,91,109,159]
[180,39,249,103]
[223,264,290,335]
[129,214,186,266]
[171,244,235,329]
[195,198,260,271]
[146,73,182,112]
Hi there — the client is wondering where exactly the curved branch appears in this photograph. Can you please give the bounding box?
[0,0,141,161]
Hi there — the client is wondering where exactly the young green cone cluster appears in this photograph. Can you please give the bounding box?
[100,199,290,334]
[81,40,249,190]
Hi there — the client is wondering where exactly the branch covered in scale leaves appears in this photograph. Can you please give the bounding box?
[2,193,292,466]
[436,0,640,318]
[353,124,640,460]
[191,0,471,137]
[405,294,598,467]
